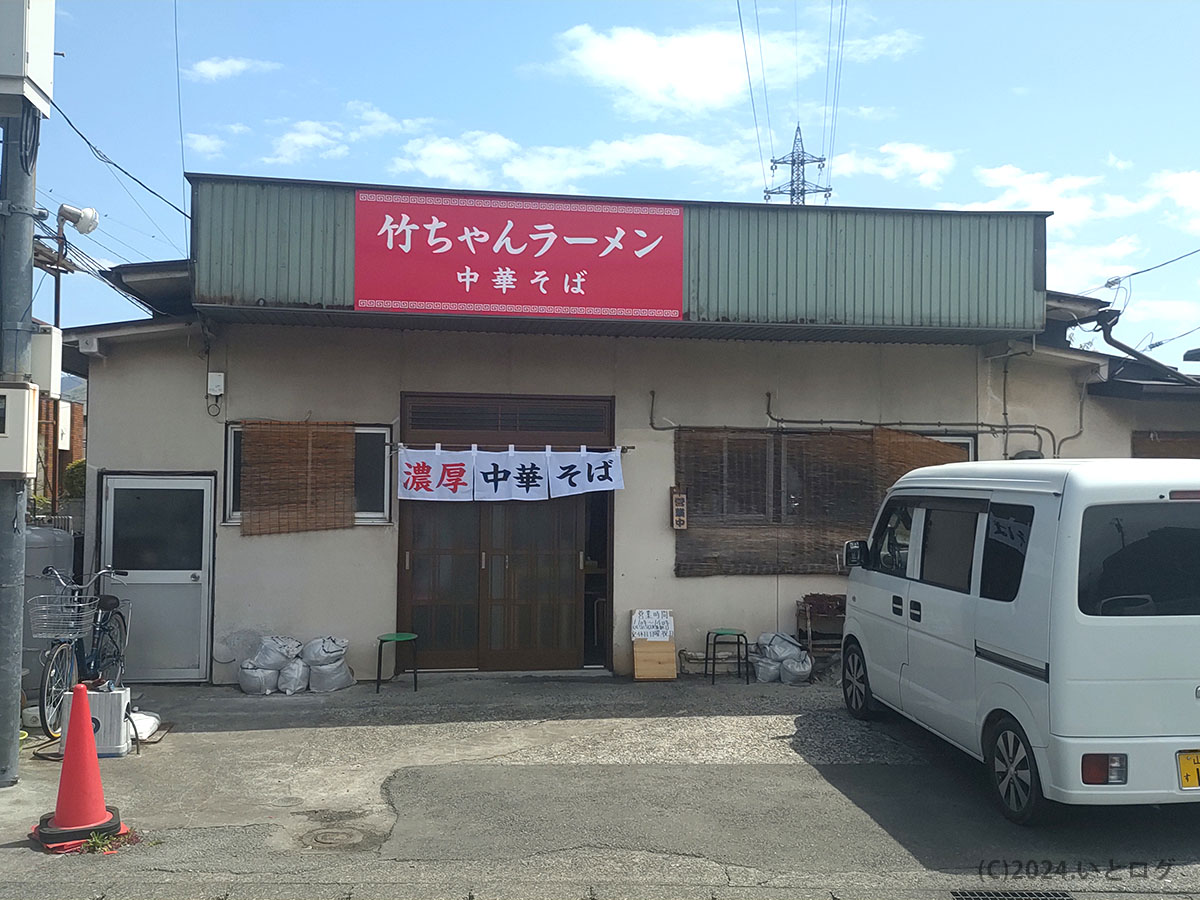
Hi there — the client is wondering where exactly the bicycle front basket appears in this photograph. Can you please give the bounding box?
[27,594,98,640]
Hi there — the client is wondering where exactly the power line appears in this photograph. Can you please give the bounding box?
[824,0,848,203]
[49,97,190,220]
[1148,323,1200,351]
[173,0,189,252]
[820,0,834,161]
[1122,246,1200,280]
[753,0,774,160]
[737,0,769,193]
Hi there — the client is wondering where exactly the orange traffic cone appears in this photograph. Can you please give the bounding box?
[32,684,127,851]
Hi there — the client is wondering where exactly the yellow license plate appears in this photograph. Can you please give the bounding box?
[1178,751,1200,789]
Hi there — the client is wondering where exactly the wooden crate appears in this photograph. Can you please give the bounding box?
[633,639,677,681]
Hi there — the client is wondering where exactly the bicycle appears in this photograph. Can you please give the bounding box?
[28,565,130,740]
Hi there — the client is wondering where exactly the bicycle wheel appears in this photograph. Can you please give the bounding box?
[39,642,78,740]
[94,610,128,686]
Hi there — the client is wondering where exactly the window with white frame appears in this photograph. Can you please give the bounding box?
[225,424,391,524]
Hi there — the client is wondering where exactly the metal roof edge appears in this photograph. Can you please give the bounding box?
[184,172,1052,219]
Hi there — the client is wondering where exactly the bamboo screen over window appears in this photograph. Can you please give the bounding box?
[240,421,357,535]
[1132,431,1200,458]
[674,427,969,576]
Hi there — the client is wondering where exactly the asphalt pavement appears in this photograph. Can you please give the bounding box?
[1,671,1198,900]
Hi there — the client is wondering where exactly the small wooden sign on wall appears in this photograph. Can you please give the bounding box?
[670,487,687,530]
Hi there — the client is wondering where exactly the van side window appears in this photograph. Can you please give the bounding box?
[869,499,913,576]
[920,506,979,593]
[980,504,1035,602]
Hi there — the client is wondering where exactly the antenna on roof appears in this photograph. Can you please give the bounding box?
[764,124,830,205]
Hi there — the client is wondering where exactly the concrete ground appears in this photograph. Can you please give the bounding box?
[2,671,1200,900]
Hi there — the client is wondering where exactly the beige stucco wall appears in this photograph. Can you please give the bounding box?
[82,324,1191,682]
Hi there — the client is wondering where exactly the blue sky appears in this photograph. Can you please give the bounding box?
[33,0,1200,367]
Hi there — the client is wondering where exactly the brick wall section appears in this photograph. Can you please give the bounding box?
[35,396,85,499]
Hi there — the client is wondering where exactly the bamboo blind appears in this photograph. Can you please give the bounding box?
[241,421,356,536]
[1132,431,1200,459]
[674,427,968,576]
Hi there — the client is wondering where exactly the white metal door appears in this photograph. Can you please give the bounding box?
[101,475,214,681]
[901,500,986,750]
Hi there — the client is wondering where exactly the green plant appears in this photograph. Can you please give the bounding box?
[29,494,51,513]
[61,458,86,500]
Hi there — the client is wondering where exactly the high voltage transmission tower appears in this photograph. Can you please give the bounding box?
[764,124,829,205]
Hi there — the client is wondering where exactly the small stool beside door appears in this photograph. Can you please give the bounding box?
[704,628,750,684]
[376,632,418,693]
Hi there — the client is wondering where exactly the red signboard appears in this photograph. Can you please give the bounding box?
[354,190,683,320]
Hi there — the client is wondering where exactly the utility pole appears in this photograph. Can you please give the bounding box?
[764,124,830,205]
[0,0,55,789]
[0,106,37,789]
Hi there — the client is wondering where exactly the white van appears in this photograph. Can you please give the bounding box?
[842,458,1200,824]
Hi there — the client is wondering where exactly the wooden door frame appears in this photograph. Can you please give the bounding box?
[396,392,615,672]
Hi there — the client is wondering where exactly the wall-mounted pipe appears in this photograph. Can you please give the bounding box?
[764,393,1058,457]
[1096,309,1200,388]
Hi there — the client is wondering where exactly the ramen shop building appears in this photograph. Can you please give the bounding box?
[62,174,1200,683]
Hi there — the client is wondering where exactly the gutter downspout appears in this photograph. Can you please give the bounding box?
[1096,309,1200,388]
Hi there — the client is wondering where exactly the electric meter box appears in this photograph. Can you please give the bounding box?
[0,382,38,479]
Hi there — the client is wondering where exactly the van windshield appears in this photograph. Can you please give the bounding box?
[1079,502,1200,616]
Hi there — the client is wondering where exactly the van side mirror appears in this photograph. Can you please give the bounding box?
[844,540,869,568]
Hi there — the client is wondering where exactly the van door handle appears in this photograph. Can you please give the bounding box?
[892,595,903,615]
[909,600,922,623]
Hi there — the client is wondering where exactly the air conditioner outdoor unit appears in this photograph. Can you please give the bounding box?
[60,686,131,758]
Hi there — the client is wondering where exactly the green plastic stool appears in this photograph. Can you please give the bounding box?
[376,632,418,693]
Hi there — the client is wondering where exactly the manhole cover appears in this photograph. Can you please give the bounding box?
[952,892,1073,900]
[307,828,364,847]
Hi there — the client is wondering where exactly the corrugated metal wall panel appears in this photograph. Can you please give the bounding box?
[192,177,1044,331]
[681,204,1044,331]
[194,180,354,308]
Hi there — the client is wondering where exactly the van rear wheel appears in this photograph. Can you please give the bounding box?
[842,641,877,720]
[984,715,1047,825]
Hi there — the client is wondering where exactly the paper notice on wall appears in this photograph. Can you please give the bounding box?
[631,609,674,641]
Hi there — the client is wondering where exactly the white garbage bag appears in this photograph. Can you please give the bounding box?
[278,657,311,695]
[309,660,355,692]
[249,635,302,670]
[237,661,279,695]
[300,636,349,666]
[758,632,805,663]
[754,657,782,683]
[780,653,813,684]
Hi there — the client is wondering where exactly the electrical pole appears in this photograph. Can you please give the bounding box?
[0,104,37,788]
[764,124,830,205]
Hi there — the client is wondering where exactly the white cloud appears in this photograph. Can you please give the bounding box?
[1106,152,1132,171]
[184,57,282,82]
[941,165,1158,236]
[389,130,759,194]
[553,23,917,119]
[1149,170,1200,235]
[346,101,429,141]
[1046,235,1141,293]
[225,123,251,135]
[261,121,347,165]
[843,29,921,61]
[184,132,226,158]
[832,142,956,188]
[391,132,519,189]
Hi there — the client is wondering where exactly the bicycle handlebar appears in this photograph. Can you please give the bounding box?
[41,565,127,590]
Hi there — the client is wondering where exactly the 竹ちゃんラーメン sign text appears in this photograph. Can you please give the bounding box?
[355,191,682,320]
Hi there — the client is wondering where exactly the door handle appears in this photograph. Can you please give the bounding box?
[891,595,903,616]
[909,600,922,623]
[481,551,487,570]
[404,551,410,572]
[579,550,584,571]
